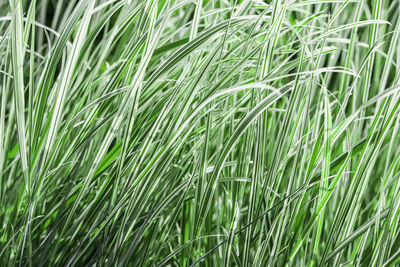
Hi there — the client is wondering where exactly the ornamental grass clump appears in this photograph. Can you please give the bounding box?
[1,0,400,266]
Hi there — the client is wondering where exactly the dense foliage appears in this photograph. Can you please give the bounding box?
[1,0,400,266]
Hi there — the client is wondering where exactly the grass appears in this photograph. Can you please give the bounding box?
[1,0,400,266]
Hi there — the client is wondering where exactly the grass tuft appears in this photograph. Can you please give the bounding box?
[1,0,400,266]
